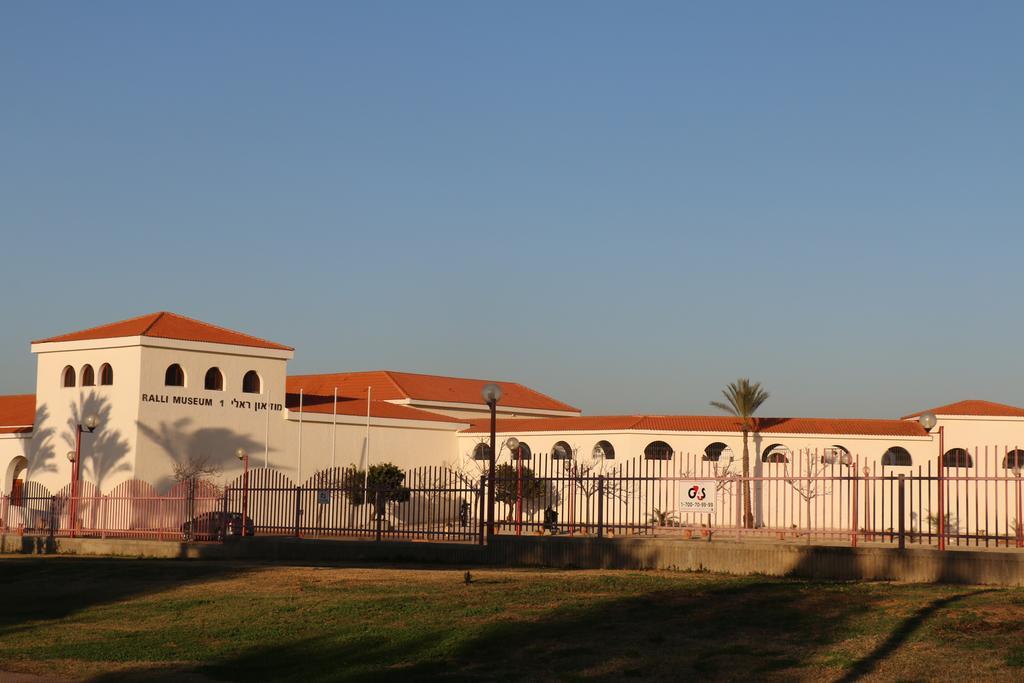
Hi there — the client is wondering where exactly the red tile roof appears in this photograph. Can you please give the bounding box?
[0,394,35,432]
[902,400,1024,420]
[34,312,292,351]
[284,394,463,424]
[286,371,580,413]
[463,415,929,438]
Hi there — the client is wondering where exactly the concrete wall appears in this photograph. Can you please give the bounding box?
[8,533,1024,586]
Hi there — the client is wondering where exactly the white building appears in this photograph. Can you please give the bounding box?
[3,311,1024,502]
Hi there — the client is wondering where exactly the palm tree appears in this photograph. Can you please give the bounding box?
[711,379,769,529]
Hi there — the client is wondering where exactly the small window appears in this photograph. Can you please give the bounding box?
[204,367,224,391]
[472,443,492,461]
[593,440,615,460]
[62,366,76,388]
[703,442,731,462]
[552,441,574,460]
[644,440,674,461]
[510,441,532,460]
[882,447,913,467]
[1004,449,1024,469]
[761,444,790,464]
[242,370,261,394]
[81,365,95,387]
[165,363,185,387]
[99,363,114,386]
[943,448,973,468]
[821,445,852,466]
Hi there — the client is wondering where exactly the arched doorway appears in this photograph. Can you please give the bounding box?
[5,456,27,506]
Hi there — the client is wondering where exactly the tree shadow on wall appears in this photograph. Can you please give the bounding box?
[138,417,266,492]
[62,391,131,491]
[23,404,56,478]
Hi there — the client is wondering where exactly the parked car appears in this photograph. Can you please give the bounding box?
[181,511,254,541]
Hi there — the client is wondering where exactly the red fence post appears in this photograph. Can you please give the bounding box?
[374,491,382,543]
[898,474,906,550]
[478,475,486,546]
[221,486,229,544]
[851,468,859,548]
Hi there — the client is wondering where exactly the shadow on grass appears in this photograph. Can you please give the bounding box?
[89,578,887,682]
[836,588,996,682]
[0,557,249,637]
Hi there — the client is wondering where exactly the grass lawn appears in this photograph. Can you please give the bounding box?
[2,556,1024,681]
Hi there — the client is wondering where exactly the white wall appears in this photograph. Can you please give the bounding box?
[132,341,290,492]
[29,342,144,495]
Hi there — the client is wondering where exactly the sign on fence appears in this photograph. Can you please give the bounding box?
[678,480,716,515]
[317,489,331,505]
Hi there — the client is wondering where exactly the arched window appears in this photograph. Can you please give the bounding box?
[204,367,224,391]
[943,448,973,468]
[165,363,185,387]
[62,366,76,388]
[761,443,790,464]
[242,370,261,394]
[99,363,114,386]
[472,443,492,461]
[510,441,532,460]
[81,365,95,387]
[703,442,732,462]
[644,440,674,461]
[592,440,615,459]
[882,447,913,467]
[1004,449,1024,469]
[552,441,574,460]
[821,445,851,466]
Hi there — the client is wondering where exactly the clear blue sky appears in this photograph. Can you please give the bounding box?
[2,2,1021,418]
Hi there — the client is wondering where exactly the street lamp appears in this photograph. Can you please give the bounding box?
[67,413,100,537]
[481,382,502,539]
[236,447,249,537]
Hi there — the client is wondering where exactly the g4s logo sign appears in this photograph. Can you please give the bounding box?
[679,480,716,515]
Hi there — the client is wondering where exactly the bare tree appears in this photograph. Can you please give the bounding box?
[781,449,839,542]
[172,454,223,486]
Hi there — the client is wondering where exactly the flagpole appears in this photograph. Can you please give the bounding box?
[264,388,270,468]
[331,387,338,469]
[297,388,304,483]
[363,386,371,494]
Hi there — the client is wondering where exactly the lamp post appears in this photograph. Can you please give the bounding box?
[66,414,100,537]
[506,437,522,536]
[481,383,502,540]
[236,447,249,536]
[919,412,943,550]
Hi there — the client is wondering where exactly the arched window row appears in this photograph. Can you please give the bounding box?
[62,363,114,388]
[468,440,1024,469]
[162,364,263,392]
